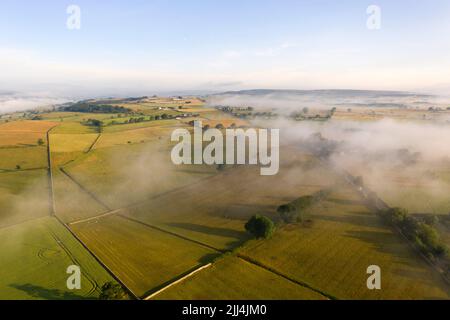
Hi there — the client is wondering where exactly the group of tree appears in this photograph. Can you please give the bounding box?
[277,189,331,224]
[85,119,104,132]
[99,282,129,300]
[379,207,449,260]
[63,103,132,114]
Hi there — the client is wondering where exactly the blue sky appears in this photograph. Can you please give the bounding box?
[1,0,450,96]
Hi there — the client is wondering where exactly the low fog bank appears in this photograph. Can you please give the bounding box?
[0,92,71,114]
[211,90,450,213]
[207,90,447,114]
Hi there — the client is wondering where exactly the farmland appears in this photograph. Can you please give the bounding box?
[0,217,116,299]
[0,95,449,300]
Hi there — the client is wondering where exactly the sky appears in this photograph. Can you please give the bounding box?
[1,0,450,97]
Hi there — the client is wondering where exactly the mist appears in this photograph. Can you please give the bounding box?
[209,91,450,214]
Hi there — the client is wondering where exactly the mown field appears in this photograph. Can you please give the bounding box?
[0,217,116,300]
[122,149,337,250]
[70,215,219,297]
[154,256,326,300]
[239,186,450,299]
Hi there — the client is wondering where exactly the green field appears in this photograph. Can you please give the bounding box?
[240,186,450,299]
[0,147,47,171]
[123,150,337,250]
[0,217,116,300]
[154,256,326,300]
[71,215,219,297]
[0,100,449,301]
[0,169,50,228]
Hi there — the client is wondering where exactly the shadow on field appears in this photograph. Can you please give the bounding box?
[168,222,246,241]
[327,197,365,206]
[344,229,414,261]
[312,211,376,229]
[10,283,93,300]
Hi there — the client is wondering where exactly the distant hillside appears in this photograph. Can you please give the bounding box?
[215,89,430,98]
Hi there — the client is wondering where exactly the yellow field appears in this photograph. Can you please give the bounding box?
[240,186,450,299]
[71,215,219,297]
[0,147,47,170]
[124,150,337,250]
[154,256,326,300]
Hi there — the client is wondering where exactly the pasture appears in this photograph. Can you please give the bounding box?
[123,149,337,250]
[240,186,450,299]
[0,169,50,228]
[0,217,116,300]
[154,256,326,300]
[70,215,219,297]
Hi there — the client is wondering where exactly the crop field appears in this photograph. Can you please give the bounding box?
[52,170,107,223]
[93,125,175,149]
[0,217,116,300]
[51,122,97,134]
[0,169,50,228]
[70,215,219,297]
[0,147,47,171]
[154,256,326,300]
[123,149,338,250]
[240,186,450,299]
[63,141,218,209]
[0,97,449,301]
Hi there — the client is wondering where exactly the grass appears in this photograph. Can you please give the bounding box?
[70,215,219,297]
[0,217,116,300]
[154,256,326,300]
[94,125,174,149]
[0,169,50,228]
[123,150,337,250]
[51,122,97,134]
[240,186,450,299]
[50,134,99,153]
[64,141,218,209]
[0,146,47,170]
[52,170,107,223]
[0,120,56,133]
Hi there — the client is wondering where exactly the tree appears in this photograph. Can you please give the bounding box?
[245,215,275,239]
[99,282,129,300]
[277,203,298,223]
[16,165,21,170]
[37,138,45,146]
[302,107,309,114]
